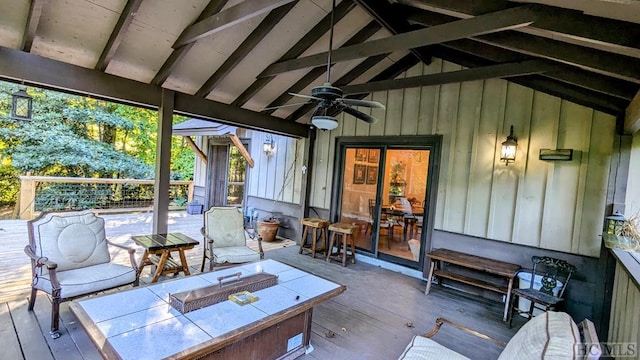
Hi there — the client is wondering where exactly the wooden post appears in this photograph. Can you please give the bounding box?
[153,89,174,235]
[19,176,36,219]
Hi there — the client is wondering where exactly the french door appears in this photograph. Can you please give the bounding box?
[332,136,441,269]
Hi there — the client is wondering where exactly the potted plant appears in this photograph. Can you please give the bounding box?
[603,211,640,251]
[257,217,280,242]
[389,161,406,203]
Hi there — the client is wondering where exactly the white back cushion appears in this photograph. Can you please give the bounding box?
[31,211,110,272]
[204,207,246,248]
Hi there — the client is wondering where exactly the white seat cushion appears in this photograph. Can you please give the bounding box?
[34,262,137,298]
[498,311,579,360]
[213,246,261,265]
[398,336,470,360]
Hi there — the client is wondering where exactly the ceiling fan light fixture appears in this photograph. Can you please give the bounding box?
[312,115,339,130]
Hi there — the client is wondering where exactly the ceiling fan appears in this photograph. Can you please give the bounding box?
[265,0,385,130]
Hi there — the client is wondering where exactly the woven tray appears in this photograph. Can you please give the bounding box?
[169,272,278,314]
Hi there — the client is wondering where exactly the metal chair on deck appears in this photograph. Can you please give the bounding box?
[509,256,576,327]
[201,207,263,272]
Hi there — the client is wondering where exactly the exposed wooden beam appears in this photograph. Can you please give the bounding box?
[407,11,640,90]
[172,0,297,48]
[426,44,627,116]
[21,0,48,52]
[432,39,637,101]
[260,5,538,77]
[96,0,143,71]
[231,0,355,107]
[287,54,419,122]
[151,0,229,86]
[341,59,561,94]
[398,0,640,59]
[473,31,640,84]
[226,134,255,168]
[196,2,297,98]
[352,0,432,65]
[0,46,307,137]
[262,20,382,115]
[626,91,640,134]
[183,136,207,162]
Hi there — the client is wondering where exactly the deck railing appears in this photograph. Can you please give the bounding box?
[19,176,193,219]
[608,250,640,355]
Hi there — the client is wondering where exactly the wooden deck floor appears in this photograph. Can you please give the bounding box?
[0,212,524,359]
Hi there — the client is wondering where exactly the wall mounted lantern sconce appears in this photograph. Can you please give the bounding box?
[500,125,517,165]
[605,210,626,235]
[11,89,33,121]
[263,134,275,156]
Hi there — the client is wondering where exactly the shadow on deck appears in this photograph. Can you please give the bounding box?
[1,212,523,360]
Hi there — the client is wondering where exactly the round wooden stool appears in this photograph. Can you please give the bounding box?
[299,217,330,258]
[326,222,359,267]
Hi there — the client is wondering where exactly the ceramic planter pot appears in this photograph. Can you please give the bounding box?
[257,220,280,242]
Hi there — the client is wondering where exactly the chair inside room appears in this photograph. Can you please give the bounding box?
[366,199,394,243]
[509,256,577,327]
[201,206,263,272]
[24,211,139,338]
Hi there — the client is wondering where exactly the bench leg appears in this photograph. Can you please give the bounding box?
[178,249,190,276]
[503,277,515,321]
[425,260,436,295]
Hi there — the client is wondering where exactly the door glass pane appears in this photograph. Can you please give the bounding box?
[377,149,429,262]
[226,146,246,205]
[339,147,380,252]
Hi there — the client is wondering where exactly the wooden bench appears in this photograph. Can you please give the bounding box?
[425,248,520,321]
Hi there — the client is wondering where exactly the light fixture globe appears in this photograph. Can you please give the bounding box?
[500,125,517,165]
[311,115,338,130]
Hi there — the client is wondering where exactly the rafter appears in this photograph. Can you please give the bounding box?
[152,0,229,86]
[262,20,382,115]
[231,0,355,107]
[260,5,538,77]
[0,46,307,137]
[172,0,297,48]
[196,2,297,98]
[96,0,144,71]
[406,12,640,97]
[341,59,562,94]
[21,0,48,52]
[398,0,640,59]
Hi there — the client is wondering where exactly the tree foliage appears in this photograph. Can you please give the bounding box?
[0,81,195,205]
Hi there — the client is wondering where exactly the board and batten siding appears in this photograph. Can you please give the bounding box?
[608,262,640,349]
[245,130,305,205]
[309,59,616,257]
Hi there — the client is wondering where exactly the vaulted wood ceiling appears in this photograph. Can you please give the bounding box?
[0,0,638,137]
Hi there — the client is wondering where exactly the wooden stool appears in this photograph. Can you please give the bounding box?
[299,218,330,258]
[326,222,358,267]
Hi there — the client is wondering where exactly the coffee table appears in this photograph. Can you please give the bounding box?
[70,259,346,360]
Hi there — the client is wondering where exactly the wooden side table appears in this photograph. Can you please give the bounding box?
[299,217,330,258]
[132,233,199,283]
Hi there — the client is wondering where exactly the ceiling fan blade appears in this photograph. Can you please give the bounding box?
[341,106,378,124]
[338,98,386,110]
[289,92,322,101]
[261,101,312,112]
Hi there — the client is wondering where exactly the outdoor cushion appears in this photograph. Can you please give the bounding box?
[398,335,470,360]
[213,246,261,265]
[204,208,246,248]
[33,262,137,298]
[31,211,110,272]
[498,311,579,359]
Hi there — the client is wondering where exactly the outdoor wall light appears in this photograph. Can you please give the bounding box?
[263,134,275,156]
[500,125,517,165]
[605,210,626,235]
[11,89,33,120]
